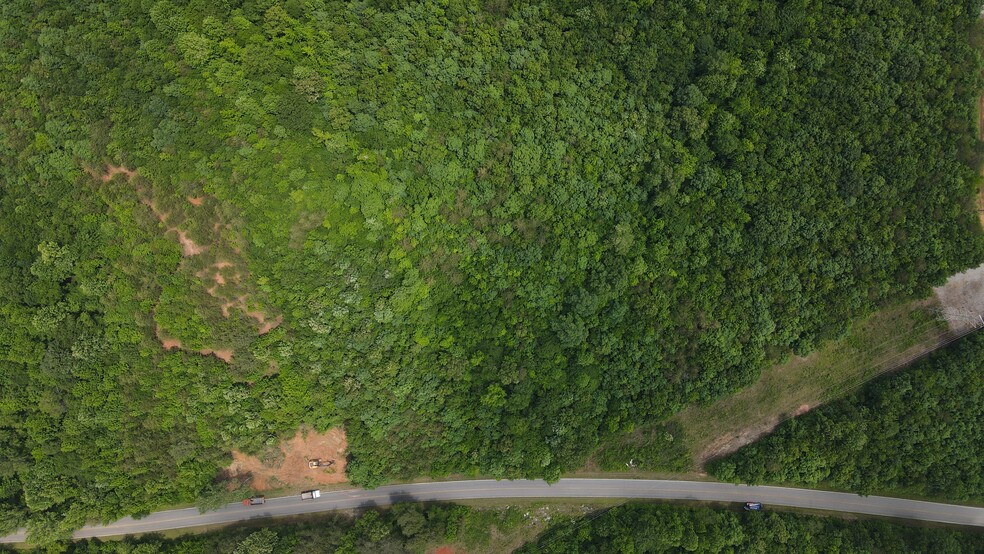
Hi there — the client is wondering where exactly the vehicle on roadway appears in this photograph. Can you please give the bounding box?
[300,489,321,500]
[242,497,265,506]
[744,502,763,511]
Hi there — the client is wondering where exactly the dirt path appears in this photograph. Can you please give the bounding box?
[100,164,136,182]
[156,326,234,363]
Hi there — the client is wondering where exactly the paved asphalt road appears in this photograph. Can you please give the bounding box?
[4,478,983,543]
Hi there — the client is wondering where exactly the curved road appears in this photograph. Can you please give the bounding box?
[3,479,983,543]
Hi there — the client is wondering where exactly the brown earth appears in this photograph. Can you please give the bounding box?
[258,316,283,335]
[159,335,183,350]
[100,164,136,182]
[199,348,234,363]
[156,326,234,363]
[172,229,205,256]
[697,422,782,467]
[138,196,207,257]
[187,195,205,206]
[228,428,348,491]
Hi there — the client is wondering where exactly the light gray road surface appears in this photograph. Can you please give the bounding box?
[3,479,983,543]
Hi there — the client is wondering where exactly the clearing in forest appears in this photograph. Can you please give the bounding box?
[227,428,348,491]
[155,325,234,363]
[599,259,984,472]
[687,299,950,466]
[676,257,984,467]
[643,298,951,470]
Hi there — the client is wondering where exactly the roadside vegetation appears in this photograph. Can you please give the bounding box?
[520,503,984,553]
[709,331,984,503]
[4,502,981,553]
[0,503,593,554]
[1,0,983,543]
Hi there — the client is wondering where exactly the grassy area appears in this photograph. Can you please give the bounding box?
[446,502,610,554]
[592,298,950,472]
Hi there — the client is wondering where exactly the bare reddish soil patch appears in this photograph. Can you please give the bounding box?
[432,547,457,554]
[795,403,811,416]
[187,195,205,206]
[100,164,136,182]
[200,348,234,363]
[258,315,284,335]
[138,194,206,257]
[228,428,348,491]
[698,422,782,466]
[156,326,234,363]
[159,335,183,350]
[172,229,205,256]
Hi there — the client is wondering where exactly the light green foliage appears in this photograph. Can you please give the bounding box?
[0,0,982,541]
[233,529,279,554]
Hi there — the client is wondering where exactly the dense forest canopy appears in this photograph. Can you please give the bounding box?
[519,503,984,554]
[1,0,982,541]
[709,331,984,502]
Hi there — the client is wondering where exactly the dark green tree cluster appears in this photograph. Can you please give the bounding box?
[5,502,980,554]
[709,332,984,501]
[2,503,473,554]
[1,0,983,540]
[519,503,984,553]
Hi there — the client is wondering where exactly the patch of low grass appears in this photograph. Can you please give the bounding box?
[437,502,602,554]
[589,421,690,473]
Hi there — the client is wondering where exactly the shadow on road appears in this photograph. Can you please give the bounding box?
[356,491,417,511]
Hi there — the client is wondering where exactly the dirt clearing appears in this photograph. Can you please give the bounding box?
[228,428,348,491]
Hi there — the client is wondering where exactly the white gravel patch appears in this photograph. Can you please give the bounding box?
[933,263,984,332]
